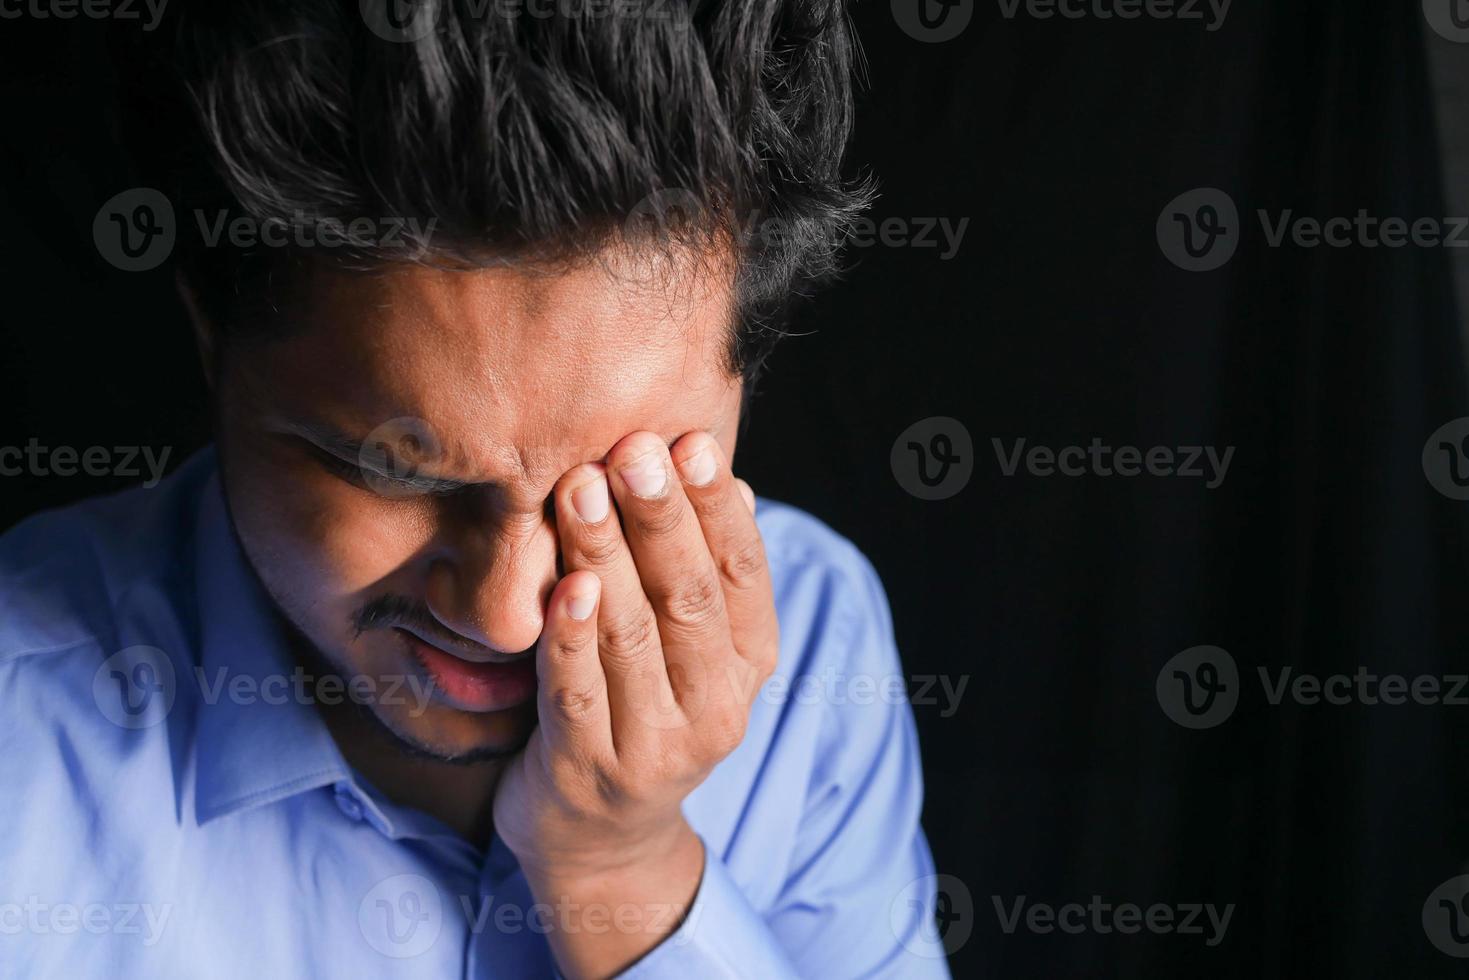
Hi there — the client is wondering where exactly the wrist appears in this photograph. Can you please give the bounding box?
[517,820,706,980]
[523,817,703,895]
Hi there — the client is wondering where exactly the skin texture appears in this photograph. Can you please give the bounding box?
[201,246,779,978]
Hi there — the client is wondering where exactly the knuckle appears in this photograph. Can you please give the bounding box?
[574,528,623,567]
[629,498,686,539]
[550,627,595,662]
[590,765,624,806]
[661,574,724,629]
[546,685,600,724]
[599,611,658,666]
[706,710,748,757]
[550,755,621,808]
[719,538,768,589]
[752,631,780,678]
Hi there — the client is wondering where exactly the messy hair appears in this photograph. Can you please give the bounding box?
[110,0,872,388]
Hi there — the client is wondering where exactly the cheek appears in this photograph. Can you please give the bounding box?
[225,449,431,609]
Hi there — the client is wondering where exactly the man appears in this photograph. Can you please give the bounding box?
[0,2,947,976]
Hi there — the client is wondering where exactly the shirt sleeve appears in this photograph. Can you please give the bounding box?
[617,548,953,980]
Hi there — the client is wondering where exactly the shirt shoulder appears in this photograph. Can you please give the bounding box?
[754,494,898,675]
[0,451,212,667]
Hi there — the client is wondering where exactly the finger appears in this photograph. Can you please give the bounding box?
[606,432,732,702]
[554,463,679,743]
[534,571,612,761]
[734,478,755,515]
[670,434,778,676]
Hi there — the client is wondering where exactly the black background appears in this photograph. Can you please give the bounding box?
[5,1,1469,976]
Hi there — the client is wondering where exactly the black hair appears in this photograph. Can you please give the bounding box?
[109,0,872,389]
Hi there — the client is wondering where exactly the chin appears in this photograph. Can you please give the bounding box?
[373,700,539,764]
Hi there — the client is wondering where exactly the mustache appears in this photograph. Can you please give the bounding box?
[350,594,491,654]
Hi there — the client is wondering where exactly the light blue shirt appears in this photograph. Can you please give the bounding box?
[0,449,949,979]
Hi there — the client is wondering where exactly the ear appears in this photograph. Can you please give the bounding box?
[174,270,218,389]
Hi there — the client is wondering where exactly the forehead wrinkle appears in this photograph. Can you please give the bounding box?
[297,251,737,496]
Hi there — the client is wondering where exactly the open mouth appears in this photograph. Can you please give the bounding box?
[394,627,537,714]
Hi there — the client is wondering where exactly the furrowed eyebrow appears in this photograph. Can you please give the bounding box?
[282,421,688,490]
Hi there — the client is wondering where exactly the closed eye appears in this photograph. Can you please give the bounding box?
[308,443,467,496]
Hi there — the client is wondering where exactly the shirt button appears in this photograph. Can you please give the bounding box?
[334,784,364,822]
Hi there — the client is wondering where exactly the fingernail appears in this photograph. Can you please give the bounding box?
[571,477,609,523]
[620,453,667,498]
[567,590,597,621]
[677,448,717,487]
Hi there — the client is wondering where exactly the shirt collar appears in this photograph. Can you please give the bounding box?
[192,465,349,825]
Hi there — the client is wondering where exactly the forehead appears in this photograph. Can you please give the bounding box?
[242,252,742,485]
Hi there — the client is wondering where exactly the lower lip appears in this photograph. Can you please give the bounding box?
[398,631,538,713]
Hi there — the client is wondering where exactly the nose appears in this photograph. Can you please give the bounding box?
[422,512,557,655]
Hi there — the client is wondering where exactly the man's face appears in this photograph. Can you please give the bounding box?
[211,251,744,762]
